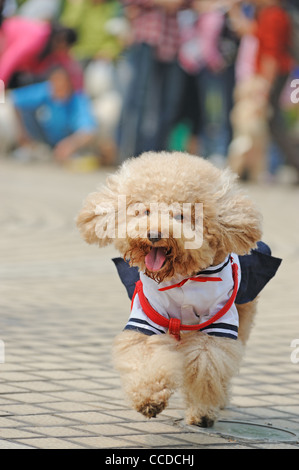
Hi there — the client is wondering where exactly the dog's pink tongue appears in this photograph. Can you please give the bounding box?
[145,247,166,272]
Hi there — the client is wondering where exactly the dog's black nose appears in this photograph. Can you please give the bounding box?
[147,232,162,244]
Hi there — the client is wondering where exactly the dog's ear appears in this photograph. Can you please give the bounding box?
[216,171,263,255]
[77,178,120,247]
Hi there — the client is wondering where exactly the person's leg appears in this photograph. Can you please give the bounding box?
[197,68,225,157]
[136,55,163,154]
[221,63,236,156]
[154,60,186,152]
[12,108,53,162]
[117,44,156,161]
[196,66,233,159]
[136,57,186,154]
[17,108,49,144]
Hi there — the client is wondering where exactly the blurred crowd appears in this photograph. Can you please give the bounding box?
[0,0,298,182]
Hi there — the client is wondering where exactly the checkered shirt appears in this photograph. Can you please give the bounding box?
[122,0,190,62]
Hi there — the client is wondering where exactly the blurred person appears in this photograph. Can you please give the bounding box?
[2,0,17,16]
[173,4,221,155]
[234,1,257,82]
[0,2,51,87]
[284,0,299,66]
[18,0,62,21]
[35,22,84,91]
[0,0,4,24]
[229,0,299,182]
[10,66,98,163]
[228,1,270,180]
[0,11,83,90]
[61,0,128,166]
[117,0,191,161]
[177,0,240,162]
[228,73,271,180]
[60,0,124,63]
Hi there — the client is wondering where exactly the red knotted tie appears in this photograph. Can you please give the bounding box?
[158,276,222,292]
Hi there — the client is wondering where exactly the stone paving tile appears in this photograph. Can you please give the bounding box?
[9,413,80,428]
[64,436,140,449]
[163,432,236,447]
[58,411,128,425]
[254,443,299,449]
[21,425,94,438]
[121,422,190,436]
[0,404,51,416]
[0,160,298,449]
[73,423,136,436]
[14,437,87,449]
[0,427,42,440]
[0,439,34,449]
[116,433,194,448]
[0,416,31,428]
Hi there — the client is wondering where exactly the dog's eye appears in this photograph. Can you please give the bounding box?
[173,213,184,222]
[134,208,149,217]
[144,209,150,216]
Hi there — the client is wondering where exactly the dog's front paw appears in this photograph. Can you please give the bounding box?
[134,387,172,419]
[137,400,167,419]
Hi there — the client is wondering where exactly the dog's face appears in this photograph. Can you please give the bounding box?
[121,199,204,283]
[77,152,262,282]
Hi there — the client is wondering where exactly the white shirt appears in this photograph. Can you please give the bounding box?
[125,255,242,340]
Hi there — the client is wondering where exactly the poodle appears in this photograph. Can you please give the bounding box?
[77,151,281,427]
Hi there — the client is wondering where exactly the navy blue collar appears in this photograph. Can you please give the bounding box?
[198,257,230,276]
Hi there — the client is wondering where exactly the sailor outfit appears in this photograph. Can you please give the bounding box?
[113,242,282,341]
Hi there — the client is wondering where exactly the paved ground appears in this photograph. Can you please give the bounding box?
[0,157,299,450]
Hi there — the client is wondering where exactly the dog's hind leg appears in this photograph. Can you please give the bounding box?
[179,332,244,427]
[237,299,258,346]
[113,330,183,419]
